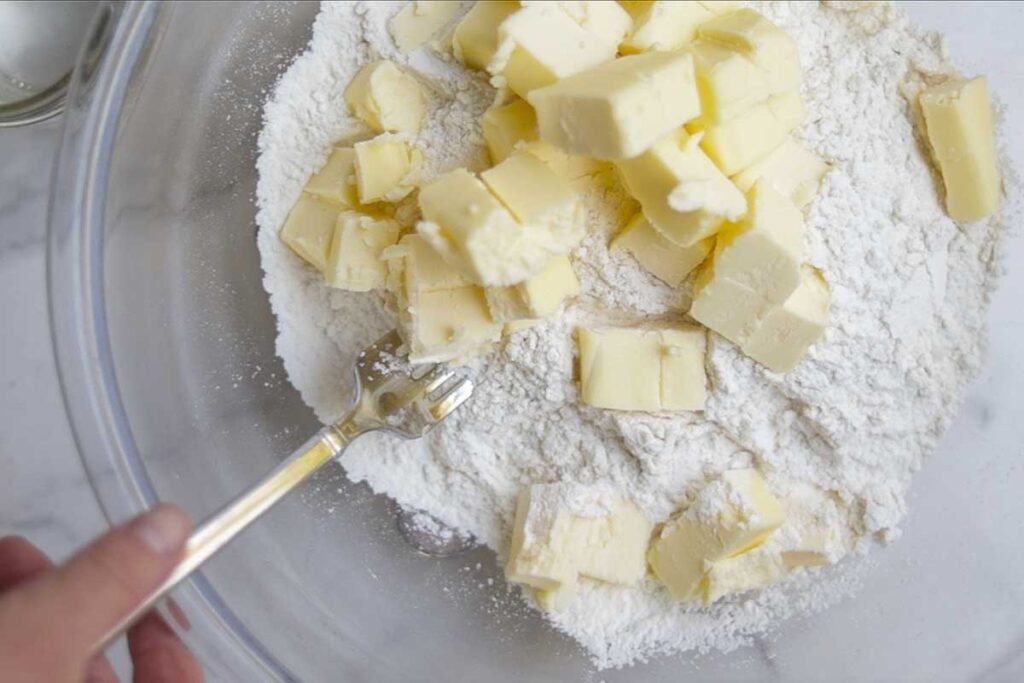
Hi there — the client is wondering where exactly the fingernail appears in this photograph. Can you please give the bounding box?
[130,504,191,555]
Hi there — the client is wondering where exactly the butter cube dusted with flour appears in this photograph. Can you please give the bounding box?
[732,137,829,208]
[487,1,630,98]
[344,60,426,134]
[616,128,746,246]
[529,50,700,160]
[506,483,654,611]
[688,39,771,127]
[648,468,784,601]
[740,265,829,373]
[384,234,498,363]
[485,255,580,322]
[480,150,582,249]
[690,180,805,343]
[279,194,342,272]
[919,76,1000,221]
[303,147,360,207]
[611,213,713,286]
[388,1,462,53]
[619,1,715,54]
[418,168,564,286]
[451,0,520,71]
[692,91,806,175]
[578,325,707,412]
[698,8,802,96]
[353,134,422,203]
[481,98,538,163]
[702,546,788,604]
[325,212,401,291]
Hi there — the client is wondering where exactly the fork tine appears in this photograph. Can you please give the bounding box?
[425,379,474,421]
[421,367,455,395]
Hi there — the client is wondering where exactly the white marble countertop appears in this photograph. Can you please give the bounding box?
[1,2,1022,681]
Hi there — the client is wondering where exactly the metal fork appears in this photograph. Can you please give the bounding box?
[98,330,474,649]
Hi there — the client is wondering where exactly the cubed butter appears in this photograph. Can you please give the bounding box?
[616,128,746,246]
[417,168,555,286]
[279,194,341,272]
[481,97,538,163]
[451,0,520,71]
[344,60,427,134]
[506,485,582,591]
[691,90,806,175]
[507,484,653,611]
[389,1,462,53]
[690,180,805,344]
[488,2,629,98]
[702,547,788,604]
[408,285,502,363]
[390,233,473,300]
[740,265,829,373]
[480,150,582,249]
[304,147,360,207]
[353,134,423,204]
[485,254,580,322]
[528,50,700,160]
[731,137,829,207]
[688,39,771,127]
[518,140,615,188]
[919,76,1000,221]
[611,213,713,286]
[324,212,402,291]
[578,325,706,412]
[572,500,653,585]
[698,8,801,95]
[774,483,848,569]
[647,468,784,601]
[619,1,713,54]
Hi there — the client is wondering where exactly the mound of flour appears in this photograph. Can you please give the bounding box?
[255,1,1014,669]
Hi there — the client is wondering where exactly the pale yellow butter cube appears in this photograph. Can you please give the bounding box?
[480,150,582,249]
[698,8,801,95]
[620,1,713,54]
[534,582,578,612]
[775,484,848,569]
[688,39,771,127]
[578,325,706,412]
[488,2,629,98]
[740,265,829,373]
[693,91,806,175]
[408,285,502,363]
[451,0,520,70]
[393,234,473,298]
[572,500,653,585]
[920,76,1000,221]
[616,128,746,246]
[481,98,538,164]
[485,254,579,322]
[304,147,360,207]
[702,546,788,604]
[731,137,829,207]
[279,194,340,271]
[344,60,426,134]
[611,213,712,286]
[418,168,558,286]
[518,140,614,188]
[648,468,784,601]
[389,1,461,53]
[660,326,708,410]
[689,180,805,344]
[529,50,700,160]
[324,212,402,291]
[353,134,422,204]
[506,485,586,591]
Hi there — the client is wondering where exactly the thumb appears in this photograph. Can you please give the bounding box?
[0,504,191,675]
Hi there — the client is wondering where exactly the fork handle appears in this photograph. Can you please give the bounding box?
[94,418,361,653]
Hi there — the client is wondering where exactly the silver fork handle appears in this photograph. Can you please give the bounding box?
[95,416,366,653]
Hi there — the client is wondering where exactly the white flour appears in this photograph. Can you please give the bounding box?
[255,0,1016,669]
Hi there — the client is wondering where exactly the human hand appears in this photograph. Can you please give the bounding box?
[0,504,203,682]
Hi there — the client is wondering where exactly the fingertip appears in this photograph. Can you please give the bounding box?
[128,504,192,556]
[128,611,204,683]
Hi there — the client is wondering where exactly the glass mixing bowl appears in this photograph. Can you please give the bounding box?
[48,2,1024,680]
